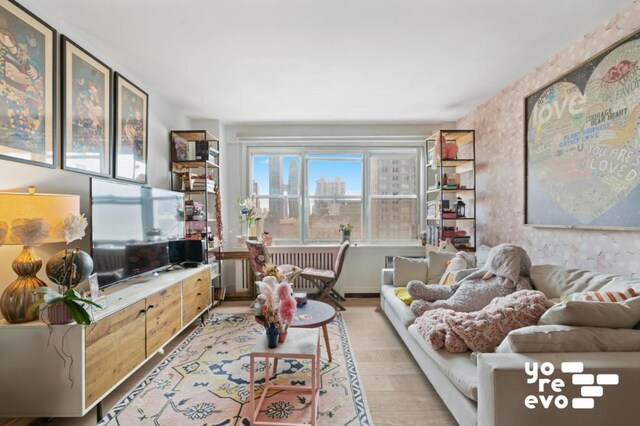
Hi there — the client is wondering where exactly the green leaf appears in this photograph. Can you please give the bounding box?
[64,301,91,325]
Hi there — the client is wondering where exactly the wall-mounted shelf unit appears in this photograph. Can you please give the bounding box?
[425,129,476,251]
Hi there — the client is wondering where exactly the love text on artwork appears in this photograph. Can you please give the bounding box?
[589,144,640,181]
[532,88,585,126]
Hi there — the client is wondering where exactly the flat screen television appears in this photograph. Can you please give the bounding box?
[91,179,185,288]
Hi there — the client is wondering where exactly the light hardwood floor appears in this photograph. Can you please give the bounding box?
[20,298,454,426]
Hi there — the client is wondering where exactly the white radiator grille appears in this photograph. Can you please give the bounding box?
[270,248,336,290]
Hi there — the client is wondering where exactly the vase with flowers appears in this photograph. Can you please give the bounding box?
[257,276,297,347]
[238,193,268,240]
[339,223,353,242]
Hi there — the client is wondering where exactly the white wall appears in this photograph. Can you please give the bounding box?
[222,122,450,292]
[0,2,189,318]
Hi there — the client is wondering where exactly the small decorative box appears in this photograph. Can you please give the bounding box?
[294,292,308,307]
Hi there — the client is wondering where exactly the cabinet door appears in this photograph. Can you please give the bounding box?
[146,283,182,355]
[84,300,146,408]
[182,269,211,325]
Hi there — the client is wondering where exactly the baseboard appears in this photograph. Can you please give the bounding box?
[345,293,380,298]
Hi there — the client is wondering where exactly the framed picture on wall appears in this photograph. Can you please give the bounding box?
[61,36,112,177]
[525,29,640,230]
[0,0,56,168]
[114,73,148,183]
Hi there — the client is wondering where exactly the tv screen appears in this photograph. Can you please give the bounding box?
[91,179,185,288]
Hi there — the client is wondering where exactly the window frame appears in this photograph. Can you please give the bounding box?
[247,143,424,245]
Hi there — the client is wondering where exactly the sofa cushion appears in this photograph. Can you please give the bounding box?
[497,324,640,353]
[531,264,640,298]
[381,284,416,327]
[393,257,429,286]
[539,296,640,329]
[408,324,478,401]
[427,252,455,282]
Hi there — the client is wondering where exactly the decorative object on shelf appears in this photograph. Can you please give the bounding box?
[434,132,458,161]
[0,188,81,323]
[256,276,297,347]
[339,223,353,242]
[61,36,112,177]
[114,72,148,183]
[456,197,466,218]
[0,0,56,168]
[525,30,640,229]
[45,248,93,289]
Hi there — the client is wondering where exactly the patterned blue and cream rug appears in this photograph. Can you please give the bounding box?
[100,311,372,425]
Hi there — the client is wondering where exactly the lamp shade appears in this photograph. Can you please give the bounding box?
[0,191,80,245]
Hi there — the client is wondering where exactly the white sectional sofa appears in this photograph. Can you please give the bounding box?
[380,260,640,426]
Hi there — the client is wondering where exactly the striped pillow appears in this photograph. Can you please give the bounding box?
[565,288,638,302]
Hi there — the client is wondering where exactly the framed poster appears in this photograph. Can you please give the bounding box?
[61,36,112,177]
[525,30,640,229]
[0,0,56,168]
[114,73,147,183]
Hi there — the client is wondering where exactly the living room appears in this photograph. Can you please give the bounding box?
[1,0,639,425]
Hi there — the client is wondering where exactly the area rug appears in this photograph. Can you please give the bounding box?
[99,311,372,425]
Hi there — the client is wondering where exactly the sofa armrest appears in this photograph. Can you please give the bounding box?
[477,352,640,426]
[381,268,394,286]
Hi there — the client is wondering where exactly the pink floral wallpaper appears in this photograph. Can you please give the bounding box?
[457,1,640,277]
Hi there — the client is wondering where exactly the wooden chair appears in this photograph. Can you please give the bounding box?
[300,241,350,311]
[245,240,301,282]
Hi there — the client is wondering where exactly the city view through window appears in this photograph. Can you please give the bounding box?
[251,149,420,242]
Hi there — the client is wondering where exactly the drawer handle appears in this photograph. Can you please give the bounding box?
[148,304,155,309]
[196,293,202,296]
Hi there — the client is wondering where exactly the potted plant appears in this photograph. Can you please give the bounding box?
[31,287,102,325]
[339,223,353,242]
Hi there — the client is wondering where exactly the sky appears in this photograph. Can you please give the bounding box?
[252,154,363,196]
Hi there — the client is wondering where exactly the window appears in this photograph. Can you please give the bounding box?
[249,146,421,243]
[251,153,302,240]
[307,153,363,241]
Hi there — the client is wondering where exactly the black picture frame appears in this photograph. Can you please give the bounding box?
[0,0,57,168]
[61,35,112,177]
[113,72,148,184]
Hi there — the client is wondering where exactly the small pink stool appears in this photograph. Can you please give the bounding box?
[250,328,321,425]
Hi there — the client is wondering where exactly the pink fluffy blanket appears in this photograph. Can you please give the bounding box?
[414,290,553,353]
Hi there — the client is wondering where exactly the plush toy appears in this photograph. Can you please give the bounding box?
[434,133,459,160]
[438,251,469,286]
[407,244,533,315]
[438,238,457,254]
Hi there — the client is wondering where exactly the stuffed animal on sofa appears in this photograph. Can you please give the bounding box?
[438,238,457,254]
[407,243,533,316]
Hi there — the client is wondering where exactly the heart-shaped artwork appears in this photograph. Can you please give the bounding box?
[527,38,640,226]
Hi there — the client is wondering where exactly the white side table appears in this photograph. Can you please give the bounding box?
[250,328,320,426]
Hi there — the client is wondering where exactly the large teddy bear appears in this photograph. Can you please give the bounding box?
[407,244,533,316]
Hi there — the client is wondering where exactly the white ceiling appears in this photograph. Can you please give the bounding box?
[27,0,631,123]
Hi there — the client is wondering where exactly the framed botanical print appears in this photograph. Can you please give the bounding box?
[61,36,112,177]
[0,0,56,168]
[114,73,148,183]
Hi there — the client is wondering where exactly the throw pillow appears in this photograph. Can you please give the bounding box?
[438,253,469,286]
[393,257,428,287]
[539,296,640,329]
[394,287,413,305]
[496,324,640,353]
[427,251,455,282]
[564,288,638,302]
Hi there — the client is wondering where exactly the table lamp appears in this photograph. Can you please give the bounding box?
[0,187,80,323]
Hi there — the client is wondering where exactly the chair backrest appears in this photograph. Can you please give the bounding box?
[333,240,350,277]
[245,240,271,278]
